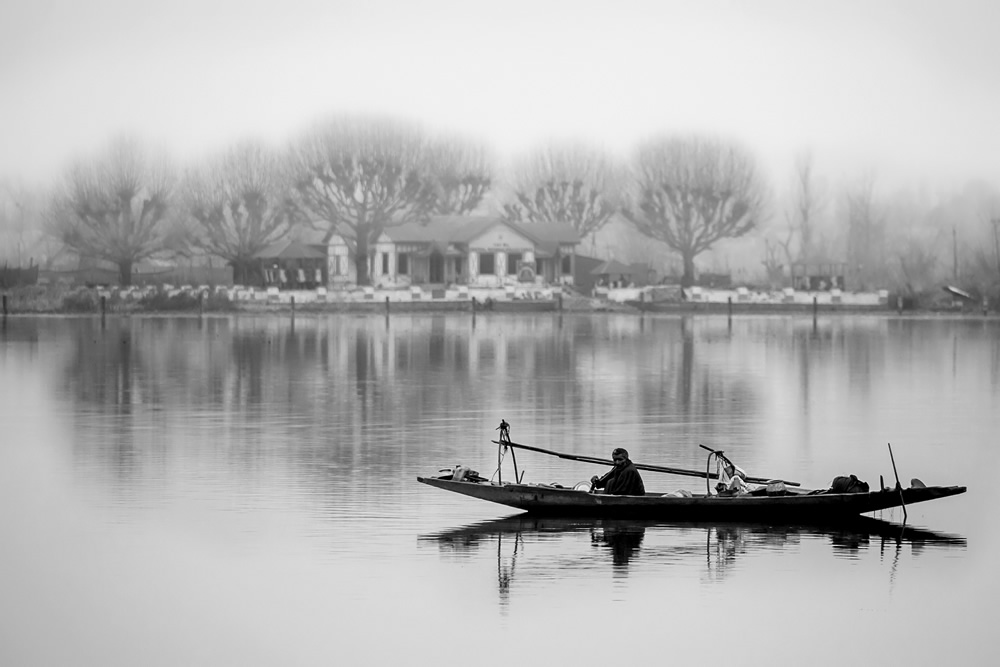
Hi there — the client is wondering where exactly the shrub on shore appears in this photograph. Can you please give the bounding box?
[61,287,102,313]
[4,285,237,314]
[3,285,67,312]
[137,289,235,312]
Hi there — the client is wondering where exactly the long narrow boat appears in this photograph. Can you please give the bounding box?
[417,425,967,521]
[417,474,966,520]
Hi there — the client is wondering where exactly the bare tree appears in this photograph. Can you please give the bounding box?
[1,180,38,265]
[624,136,767,286]
[761,238,787,287]
[290,116,488,285]
[784,153,826,264]
[987,214,1000,285]
[51,138,175,285]
[424,136,493,215]
[893,237,940,294]
[843,175,886,289]
[501,143,618,238]
[183,141,294,285]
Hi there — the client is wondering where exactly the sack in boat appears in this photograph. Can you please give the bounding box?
[452,465,481,482]
[830,474,870,494]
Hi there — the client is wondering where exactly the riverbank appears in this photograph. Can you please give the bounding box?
[1,283,995,317]
[0,284,633,316]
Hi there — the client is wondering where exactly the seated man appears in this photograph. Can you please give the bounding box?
[591,448,645,495]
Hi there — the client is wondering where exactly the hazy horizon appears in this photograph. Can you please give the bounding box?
[2,0,999,195]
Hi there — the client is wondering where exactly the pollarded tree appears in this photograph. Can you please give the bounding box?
[290,116,491,285]
[501,143,618,238]
[624,136,767,286]
[52,138,175,286]
[424,136,493,215]
[184,141,294,285]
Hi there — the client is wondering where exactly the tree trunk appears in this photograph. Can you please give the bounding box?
[355,227,371,286]
[232,260,253,286]
[118,260,133,287]
[681,253,696,287]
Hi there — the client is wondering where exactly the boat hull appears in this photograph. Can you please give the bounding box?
[416,476,967,520]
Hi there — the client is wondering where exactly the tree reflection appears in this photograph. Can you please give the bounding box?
[0,316,40,346]
[51,314,991,516]
[63,319,141,411]
[58,314,778,449]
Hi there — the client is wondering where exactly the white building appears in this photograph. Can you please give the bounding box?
[321,216,580,288]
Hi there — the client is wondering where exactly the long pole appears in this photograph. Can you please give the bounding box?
[952,225,958,281]
[888,442,907,522]
[492,439,800,487]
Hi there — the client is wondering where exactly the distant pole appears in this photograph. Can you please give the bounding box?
[813,296,818,326]
[992,218,1000,282]
[2,294,7,317]
[952,225,958,281]
[727,296,732,324]
[385,295,390,315]
[896,295,903,315]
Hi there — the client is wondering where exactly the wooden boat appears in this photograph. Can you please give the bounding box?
[417,474,965,520]
[417,423,967,521]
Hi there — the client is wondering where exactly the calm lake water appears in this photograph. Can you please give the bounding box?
[1,312,997,666]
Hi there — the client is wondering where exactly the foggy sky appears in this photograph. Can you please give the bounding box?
[2,0,999,193]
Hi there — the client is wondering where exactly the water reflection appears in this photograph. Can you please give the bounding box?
[593,521,645,568]
[2,314,994,664]
[0,316,41,350]
[421,515,966,608]
[37,313,997,518]
[51,314,779,425]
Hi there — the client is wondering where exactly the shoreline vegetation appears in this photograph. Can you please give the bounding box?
[1,283,995,317]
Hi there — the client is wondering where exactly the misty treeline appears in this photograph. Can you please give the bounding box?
[2,115,999,293]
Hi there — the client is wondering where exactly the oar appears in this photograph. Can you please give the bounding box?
[491,439,800,487]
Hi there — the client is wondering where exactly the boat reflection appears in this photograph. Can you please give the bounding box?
[420,515,966,607]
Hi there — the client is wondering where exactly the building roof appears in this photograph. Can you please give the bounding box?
[512,221,581,245]
[383,216,579,250]
[591,259,635,275]
[306,215,580,252]
[253,240,327,260]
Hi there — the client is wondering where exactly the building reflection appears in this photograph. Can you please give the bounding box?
[421,516,966,608]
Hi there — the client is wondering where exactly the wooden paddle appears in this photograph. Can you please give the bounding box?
[491,439,800,487]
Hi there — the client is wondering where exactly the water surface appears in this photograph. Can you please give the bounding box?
[1,313,996,665]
